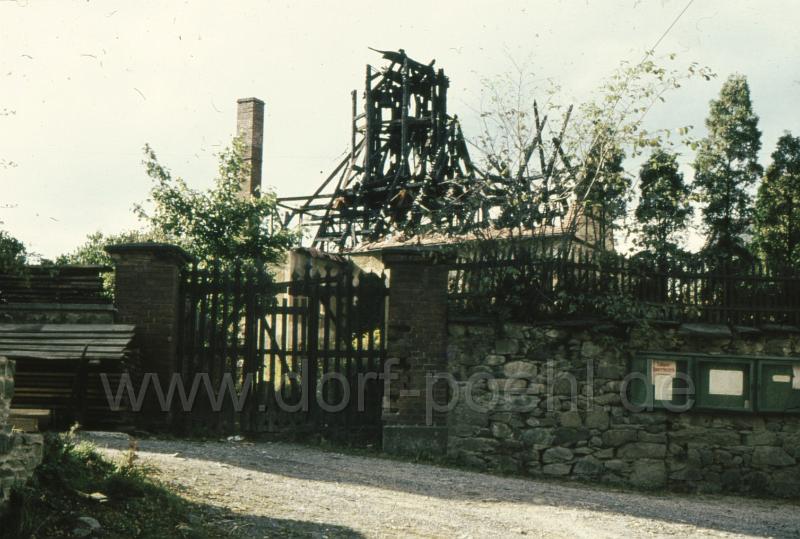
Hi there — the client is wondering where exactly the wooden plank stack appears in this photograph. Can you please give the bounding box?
[0,266,110,304]
[0,324,139,429]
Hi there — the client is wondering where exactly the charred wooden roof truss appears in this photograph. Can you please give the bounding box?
[279,49,484,252]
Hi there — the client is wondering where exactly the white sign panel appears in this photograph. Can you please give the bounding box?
[708,369,744,396]
[651,360,676,401]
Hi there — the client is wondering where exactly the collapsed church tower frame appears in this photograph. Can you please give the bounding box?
[279,49,481,252]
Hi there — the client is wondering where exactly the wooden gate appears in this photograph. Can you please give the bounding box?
[177,262,387,440]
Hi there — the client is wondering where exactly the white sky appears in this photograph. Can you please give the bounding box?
[1,0,799,259]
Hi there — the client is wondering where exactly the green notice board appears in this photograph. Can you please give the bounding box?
[632,352,800,414]
[695,358,754,412]
[758,360,800,413]
[628,352,693,411]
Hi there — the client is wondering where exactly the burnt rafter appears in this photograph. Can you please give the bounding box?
[279,49,482,252]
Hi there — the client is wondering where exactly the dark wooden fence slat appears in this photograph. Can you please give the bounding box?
[176,261,388,439]
[445,243,800,326]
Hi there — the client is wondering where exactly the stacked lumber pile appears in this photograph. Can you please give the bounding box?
[0,266,110,304]
[0,324,139,429]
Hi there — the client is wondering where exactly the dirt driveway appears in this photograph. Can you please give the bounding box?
[88,435,800,538]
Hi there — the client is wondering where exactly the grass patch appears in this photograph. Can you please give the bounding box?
[0,431,219,538]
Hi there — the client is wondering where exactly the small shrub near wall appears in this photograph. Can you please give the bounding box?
[446,322,800,497]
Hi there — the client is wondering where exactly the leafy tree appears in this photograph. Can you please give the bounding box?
[57,229,165,297]
[634,148,692,262]
[0,230,27,275]
[57,229,166,267]
[754,132,800,270]
[470,53,713,247]
[693,74,762,262]
[577,137,628,248]
[133,138,297,265]
[59,139,297,295]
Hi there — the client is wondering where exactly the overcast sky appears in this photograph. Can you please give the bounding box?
[1,0,799,259]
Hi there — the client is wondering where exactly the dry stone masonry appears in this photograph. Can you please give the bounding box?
[447,322,800,497]
[0,356,43,512]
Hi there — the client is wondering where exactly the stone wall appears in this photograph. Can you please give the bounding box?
[446,322,800,498]
[0,356,43,512]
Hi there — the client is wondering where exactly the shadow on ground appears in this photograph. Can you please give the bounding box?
[3,492,362,539]
[211,513,365,539]
[84,433,800,538]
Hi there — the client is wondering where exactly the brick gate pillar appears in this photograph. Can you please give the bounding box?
[381,248,449,456]
[106,243,192,426]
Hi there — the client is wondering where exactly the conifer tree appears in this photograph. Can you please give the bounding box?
[755,132,800,270]
[635,148,692,264]
[693,74,762,262]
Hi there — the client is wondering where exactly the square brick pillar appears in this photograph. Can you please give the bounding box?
[381,248,449,456]
[106,243,192,426]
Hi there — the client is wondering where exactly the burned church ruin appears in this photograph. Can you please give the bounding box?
[278,49,482,252]
[277,49,600,255]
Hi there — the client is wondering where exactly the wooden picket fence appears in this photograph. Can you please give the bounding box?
[448,242,800,326]
[176,262,388,439]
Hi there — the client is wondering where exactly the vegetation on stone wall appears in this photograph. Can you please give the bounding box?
[0,433,219,538]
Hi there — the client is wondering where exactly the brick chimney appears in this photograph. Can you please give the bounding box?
[236,97,265,197]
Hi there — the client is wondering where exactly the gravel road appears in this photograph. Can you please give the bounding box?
[87,434,800,538]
